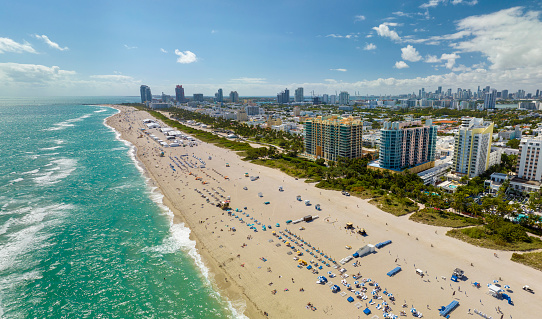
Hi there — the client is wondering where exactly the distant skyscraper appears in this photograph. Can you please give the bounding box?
[277,88,290,104]
[294,87,304,102]
[140,85,152,103]
[230,91,239,103]
[215,88,223,102]
[175,85,185,103]
[193,94,204,102]
[501,89,509,99]
[322,94,329,104]
[339,91,350,105]
[246,105,259,116]
[484,89,497,109]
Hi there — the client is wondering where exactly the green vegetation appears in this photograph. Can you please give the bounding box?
[511,251,542,271]
[410,208,483,227]
[506,138,521,149]
[369,194,418,216]
[251,156,325,181]
[447,216,542,251]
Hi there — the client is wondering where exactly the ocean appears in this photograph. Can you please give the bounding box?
[0,97,241,318]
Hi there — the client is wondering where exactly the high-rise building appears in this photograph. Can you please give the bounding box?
[516,137,542,181]
[517,89,526,99]
[501,89,508,99]
[230,91,239,103]
[140,85,152,103]
[215,88,223,102]
[246,105,259,116]
[330,95,337,104]
[293,106,301,116]
[339,91,350,105]
[277,89,290,104]
[322,94,329,104]
[175,85,185,103]
[484,89,497,109]
[294,87,304,103]
[237,109,248,121]
[304,116,363,161]
[378,120,437,172]
[193,94,204,102]
[453,117,494,178]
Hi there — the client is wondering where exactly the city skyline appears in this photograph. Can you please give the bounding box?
[1,1,542,96]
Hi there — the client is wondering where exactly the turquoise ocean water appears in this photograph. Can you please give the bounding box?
[0,97,240,318]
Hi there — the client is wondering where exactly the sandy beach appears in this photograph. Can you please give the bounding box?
[106,105,542,319]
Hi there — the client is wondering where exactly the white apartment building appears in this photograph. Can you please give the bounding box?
[516,137,542,181]
[452,117,494,178]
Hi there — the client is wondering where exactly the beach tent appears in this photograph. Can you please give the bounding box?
[363,307,371,315]
[347,296,354,302]
[438,300,459,317]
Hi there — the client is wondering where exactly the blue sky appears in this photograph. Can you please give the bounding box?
[1,0,541,96]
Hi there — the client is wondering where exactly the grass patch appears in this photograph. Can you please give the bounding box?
[369,194,418,216]
[447,226,542,251]
[251,158,321,180]
[511,251,542,271]
[410,208,483,228]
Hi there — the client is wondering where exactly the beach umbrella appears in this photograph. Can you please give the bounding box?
[504,285,510,289]
[372,291,376,295]
[383,301,388,306]
[355,291,360,295]
[410,308,416,313]
[354,281,359,285]
[361,283,365,286]
[493,280,498,283]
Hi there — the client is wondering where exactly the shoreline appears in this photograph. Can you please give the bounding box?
[105,104,542,319]
[104,106,259,318]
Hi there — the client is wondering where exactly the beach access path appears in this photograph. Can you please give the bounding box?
[107,105,542,319]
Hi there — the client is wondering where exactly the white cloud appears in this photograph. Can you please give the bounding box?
[33,35,68,51]
[123,44,137,50]
[401,45,422,62]
[355,15,366,22]
[175,50,198,64]
[229,77,267,84]
[424,55,440,63]
[364,43,377,50]
[160,48,168,53]
[372,23,401,41]
[90,74,136,82]
[326,34,343,38]
[324,79,337,83]
[330,68,347,72]
[420,0,477,8]
[394,61,409,69]
[440,53,460,69]
[393,11,412,17]
[0,63,75,84]
[0,37,36,54]
[452,7,542,70]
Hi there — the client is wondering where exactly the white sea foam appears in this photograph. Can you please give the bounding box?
[39,145,62,151]
[33,158,77,186]
[94,109,107,113]
[54,139,65,145]
[9,178,24,184]
[22,169,40,175]
[102,109,248,318]
[45,113,93,131]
